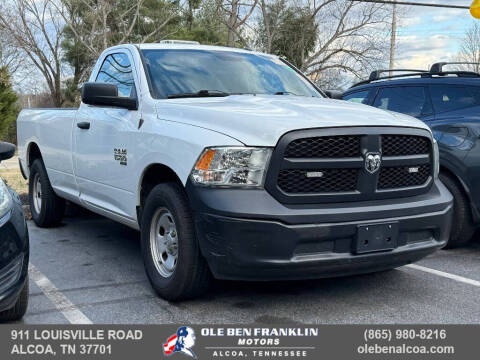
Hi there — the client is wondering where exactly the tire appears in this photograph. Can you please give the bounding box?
[29,159,65,227]
[0,278,29,322]
[140,182,211,301]
[440,173,475,249]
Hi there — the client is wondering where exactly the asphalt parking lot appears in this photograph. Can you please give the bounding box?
[16,210,480,325]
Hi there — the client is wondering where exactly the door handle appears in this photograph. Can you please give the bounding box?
[77,122,90,130]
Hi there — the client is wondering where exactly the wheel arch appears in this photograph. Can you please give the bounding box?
[26,142,43,168]
[440,164,480,223]
[137,163,184,223]
[20,141,43,179]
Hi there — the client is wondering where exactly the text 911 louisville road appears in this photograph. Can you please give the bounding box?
[17,42,452,301]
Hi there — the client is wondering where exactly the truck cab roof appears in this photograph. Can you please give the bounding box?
[103,42,277,59]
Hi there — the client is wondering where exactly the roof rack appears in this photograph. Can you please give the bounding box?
[159,40,200,45]
[351,66,480,88]
[430,62,480,73]
[369,69,428,81]
[352,70,429,87]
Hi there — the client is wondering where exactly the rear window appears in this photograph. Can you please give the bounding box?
[373,86,431,118]
[430,85,480,113]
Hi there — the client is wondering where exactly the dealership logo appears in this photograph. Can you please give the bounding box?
[163,327,197,359]
[365,152,381,174]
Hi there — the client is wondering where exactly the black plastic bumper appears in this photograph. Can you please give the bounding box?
[0,189,29,312]
[187,179,453,281]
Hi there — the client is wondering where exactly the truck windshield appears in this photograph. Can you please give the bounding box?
[140,49,322,99]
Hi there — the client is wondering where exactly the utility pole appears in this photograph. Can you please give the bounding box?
[389,2,397,74]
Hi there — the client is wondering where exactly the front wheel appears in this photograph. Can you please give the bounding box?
[140,183,211,301]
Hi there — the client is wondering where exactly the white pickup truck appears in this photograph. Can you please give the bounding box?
[17,42,453,300]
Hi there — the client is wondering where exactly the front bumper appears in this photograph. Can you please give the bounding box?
[187,179,453,281]
[0,189,29,312]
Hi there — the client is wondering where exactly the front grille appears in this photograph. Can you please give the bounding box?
[266,128,434,204]
[382,135,429,156]
[284,136,360,158]
[378,164,431,189]
[278,169,358,193]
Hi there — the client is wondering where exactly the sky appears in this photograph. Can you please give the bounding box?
[394,0,477,69]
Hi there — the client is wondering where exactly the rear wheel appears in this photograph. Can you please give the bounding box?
[440,173,475,249]
[29,159,65,227]
[140,183,211,301]
[0,278,29,322]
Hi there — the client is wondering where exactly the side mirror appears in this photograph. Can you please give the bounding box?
[81,83,138,110]
[325,90,343,100]
[0,142,16,162]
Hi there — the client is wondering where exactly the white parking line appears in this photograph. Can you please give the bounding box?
[29,264,93,324]
[406,264,480,288]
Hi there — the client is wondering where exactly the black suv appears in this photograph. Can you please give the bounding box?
[0,142,29,321]
[343,63,480,248]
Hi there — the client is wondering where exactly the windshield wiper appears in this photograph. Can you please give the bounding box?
[167,90,230,99]
[274,91,300,96]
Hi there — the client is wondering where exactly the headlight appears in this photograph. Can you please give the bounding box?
[0,178,12,218]
[433,139,439,179]
[191,147,272,187]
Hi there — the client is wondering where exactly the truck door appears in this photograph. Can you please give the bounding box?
[73,50,140,221]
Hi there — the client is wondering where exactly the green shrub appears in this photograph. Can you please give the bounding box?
[0,67,18,143]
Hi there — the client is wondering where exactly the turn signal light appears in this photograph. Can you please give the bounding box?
[195,149,216,170]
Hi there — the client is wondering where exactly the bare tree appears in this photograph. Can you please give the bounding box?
[458,22,480,73]
[58,0,183,62]
[257,0,287,53]
[0,30,24,75]
[303,0,390,79]
[216,0,259,47]
[0,0,65,107]
[255,0,390,87]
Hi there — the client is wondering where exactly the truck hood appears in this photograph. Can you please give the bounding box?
[155,95,431,146]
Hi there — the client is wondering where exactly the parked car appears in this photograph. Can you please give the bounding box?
[17,42,452,301]
[343,63,480,248]
[0,142,29,322]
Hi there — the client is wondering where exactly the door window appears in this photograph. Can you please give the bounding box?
[343,90,370,104]
[373,86,430,118]
[96,53,135,98]
[430,85,480,113]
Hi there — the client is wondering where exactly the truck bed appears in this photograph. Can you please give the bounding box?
[17,108,78,191]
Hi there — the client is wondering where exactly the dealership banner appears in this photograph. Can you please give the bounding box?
[0,325,477,359]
